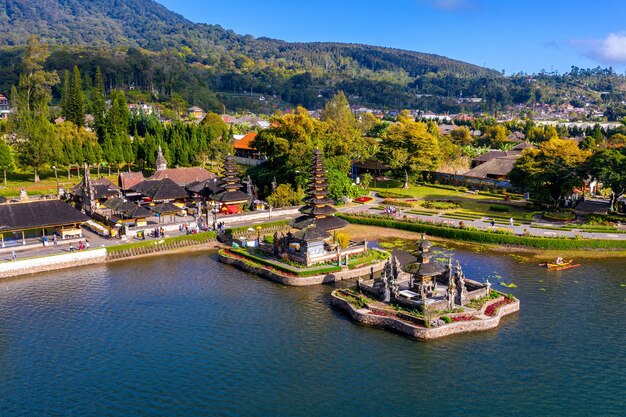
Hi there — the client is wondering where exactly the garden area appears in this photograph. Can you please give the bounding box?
[369,180,536,221]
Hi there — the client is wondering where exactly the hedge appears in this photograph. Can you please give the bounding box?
[227,220,290,236]
[226,248,342,277]
[106,231,217,253]
[337,214,626,250]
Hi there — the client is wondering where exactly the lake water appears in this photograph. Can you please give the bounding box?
[0,247,624,416]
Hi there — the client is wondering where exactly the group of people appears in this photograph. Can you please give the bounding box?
[215,221,226,234]
[69,240,90,252]
[152,227,166,238]
[383,206,399,216]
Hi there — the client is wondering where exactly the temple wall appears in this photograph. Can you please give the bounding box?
[218,252,387,286]
[331,293,520,340]
[0,249,107,279]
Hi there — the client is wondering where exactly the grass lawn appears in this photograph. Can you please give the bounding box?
[0,168,123,197]
[369,180,536,220]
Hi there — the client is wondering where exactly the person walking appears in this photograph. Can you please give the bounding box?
[69,243,74,253]
[53,234,58,246]
[490,219,495,228]
[85,240,90,250]
[509,217,514,227]
[11,250,16,261]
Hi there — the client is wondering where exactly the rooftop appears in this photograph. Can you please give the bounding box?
[0,200,89,232]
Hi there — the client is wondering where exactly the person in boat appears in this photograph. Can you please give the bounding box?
[556,257,564,265]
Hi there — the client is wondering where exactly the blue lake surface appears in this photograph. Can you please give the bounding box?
[0,248,624,416]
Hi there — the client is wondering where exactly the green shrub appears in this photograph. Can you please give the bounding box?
[377,191,412,199]
[441,316,452,324]
[420,200,460,210]
[489,204,510,213]
[543,210,576,221]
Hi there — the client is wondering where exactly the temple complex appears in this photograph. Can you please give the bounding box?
[332,235,519,339]
[357,235,490,311]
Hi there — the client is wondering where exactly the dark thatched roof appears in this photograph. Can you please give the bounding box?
[132,178,188,201]
[292,225,331,241]
[290,215,349,232]
[213,189,250,203]
[403,261,445,277]
[151,202,183,214]
[0,200,89,232]
[118,202,152,219]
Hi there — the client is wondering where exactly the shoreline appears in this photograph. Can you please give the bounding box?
[0,240,222,280]
[331,290,521,340]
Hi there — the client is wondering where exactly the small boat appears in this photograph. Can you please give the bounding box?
[553,263,581,271]
[539,260,573,268]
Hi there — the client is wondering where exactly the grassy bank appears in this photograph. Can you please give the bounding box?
[106,231,218,254]
[338,213,626,251]
[222,248,342,277]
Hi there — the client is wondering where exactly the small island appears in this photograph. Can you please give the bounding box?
[331,235,520,340]
[219,148,390,285]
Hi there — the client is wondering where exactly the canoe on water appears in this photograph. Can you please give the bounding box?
[539,260,573,268]
[553,263,581,271]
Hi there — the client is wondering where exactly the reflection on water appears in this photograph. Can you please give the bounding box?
[0,249,624,416]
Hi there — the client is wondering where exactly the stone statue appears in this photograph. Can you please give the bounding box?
[383,277,390,303]
[447,275,456,310]
[369,266,374,281]
[271,177,277,193]
[485,279,491,295]
[455,261,467,306]
[394,256,401,281]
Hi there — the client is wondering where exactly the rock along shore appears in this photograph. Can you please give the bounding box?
[330,291,520,340]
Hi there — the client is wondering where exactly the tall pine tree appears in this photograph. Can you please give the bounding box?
[66,66,85,126]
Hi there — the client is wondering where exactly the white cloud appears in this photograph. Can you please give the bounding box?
[574,32,626,64]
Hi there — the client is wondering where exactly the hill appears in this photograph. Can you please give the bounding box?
[1,0,624,115]
[0,0,493,78]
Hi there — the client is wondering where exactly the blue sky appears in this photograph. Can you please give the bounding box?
[158,0,626,74]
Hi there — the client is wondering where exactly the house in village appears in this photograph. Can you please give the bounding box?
[0,93,10,119]
[233,132,262,164]
[186,106,205,121]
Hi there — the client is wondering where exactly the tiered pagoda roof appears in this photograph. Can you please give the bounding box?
[403,235,445,277]
[213,155,250,204]
[291,148,348,239]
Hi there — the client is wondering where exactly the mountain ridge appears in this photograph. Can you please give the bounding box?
[0,0,495,78]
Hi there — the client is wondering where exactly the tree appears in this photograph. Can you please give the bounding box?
[0,138,14,186]
[450,126,472,145]
[93,66,106,140]
[11,35,60,182]
[380,111,441,188]
[14,36,59,116]
[15,115,58,182]
[65,66,85,126]
[588,149,626,211]
[509,138,590,207]
[361,172,373,190]
[266,183,304,208]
